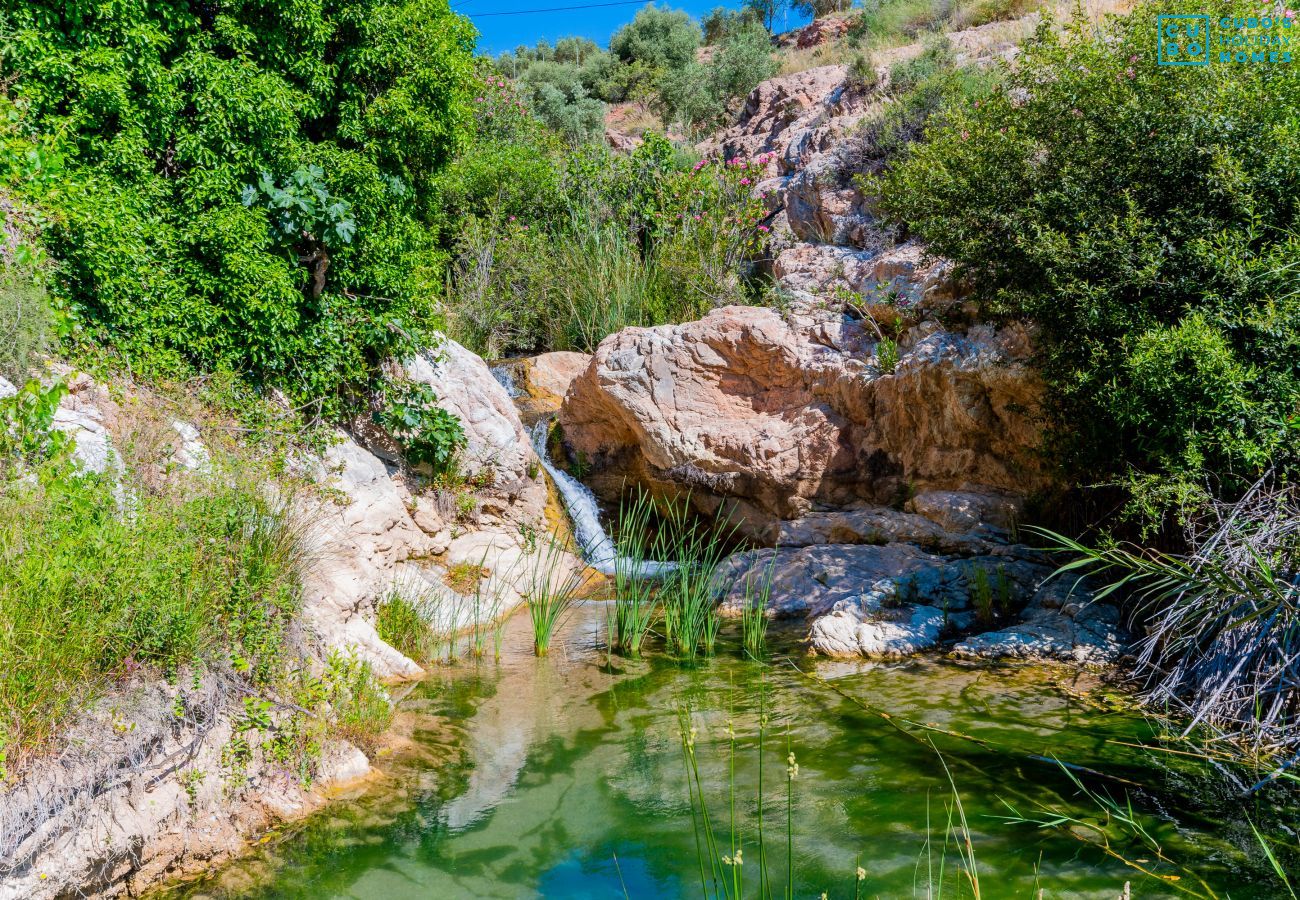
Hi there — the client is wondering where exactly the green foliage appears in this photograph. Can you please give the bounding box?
[525,532,590,657]
[0,278,52,383]
[879,2,1300,514]
[701,6,763,43]
[242,166,358,251]
[443,131,770,358]
[1,0,477,414]
[0,379,70,476]
[0,463,303,765]
[518,62,607,142]
[839,38,995,180]
[374,379,467,478]
[376,592,441,663]
[324,653,393,750]
[660,22,776,130]
[610,5,703,72]
[876,336,899,374]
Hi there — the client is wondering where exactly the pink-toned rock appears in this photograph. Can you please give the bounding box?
[699,65,866,176]
[784,162,874,246]
[794,16,851,48]
[525,351,592,406]
[773,243,878,296]
[773,240,964,320]
[558,306,1048,535]
[605,128,641,154]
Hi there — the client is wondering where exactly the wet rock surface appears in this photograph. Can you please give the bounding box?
[717,541,1125,663]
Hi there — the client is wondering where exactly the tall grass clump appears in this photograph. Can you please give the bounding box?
[526,531,590,657]
[0,277,52,383]
[659,499,736,658]
[740,553,778,659]
[1034,472,1300,757]
[610,491,665,656]
[0,461,304,769]
[376,591,441,664]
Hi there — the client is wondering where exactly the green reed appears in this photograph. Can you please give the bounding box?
[659,497,736,658]
[526,530,589,657]
[610,491,663,657]
[740,552,779,659]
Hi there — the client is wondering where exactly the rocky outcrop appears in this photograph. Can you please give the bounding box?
[773,241,964,313]
[701,65,869,177]
[717,543,1124,663]
[559,305,1047,535]
[2,335,574,900]
[0,677,371,900]
[783,154,876,247]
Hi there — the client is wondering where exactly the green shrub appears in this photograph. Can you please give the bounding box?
[443,134,769,358]
[701,6,764,43]
[659,19,773,130]
[1,0,477,414]
[0,463,304,765]
[838,38,994,180]
[0,379,70,477]
[374,381,467,479]
[518,62,607,142]
[610,5,703,72]
[376,593,440,663]
[879,2,1300,515]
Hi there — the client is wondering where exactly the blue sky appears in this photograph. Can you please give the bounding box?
[462,0,811,56]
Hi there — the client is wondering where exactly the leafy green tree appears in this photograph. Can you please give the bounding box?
[610,5,703,72]
[659,22,774,130]
[879,3,1300,512]
[520,62,607,142]
[709,21,776,100]
[701,6,763,44]
[0,0,477,414]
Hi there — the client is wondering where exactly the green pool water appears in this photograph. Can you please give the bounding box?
[165,603,1275,899]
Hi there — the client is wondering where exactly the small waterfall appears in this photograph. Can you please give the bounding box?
[529,421,677,579]
[490,365,521,399]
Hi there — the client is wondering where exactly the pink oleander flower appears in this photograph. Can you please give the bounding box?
[740,178,750,185]
[758,225,770,232]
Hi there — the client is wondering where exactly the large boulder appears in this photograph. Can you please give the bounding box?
[782,155,876,248]
[525,351,592,408]
[558,305,1048,534]
[403,338,533,486]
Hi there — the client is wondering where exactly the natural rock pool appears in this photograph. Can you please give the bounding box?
[165,604,1268,899]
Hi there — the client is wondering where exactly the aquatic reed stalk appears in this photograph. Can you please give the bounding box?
[611,491,661,656]
[757,680,770,900]
[678,706,726,898]
[785,729,796,900]
[727,715,742,900]
[659,496,736,658]
[741,552,779,659]
[525,530,588,657]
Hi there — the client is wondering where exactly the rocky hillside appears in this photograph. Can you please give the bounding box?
[0,340,580,898]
